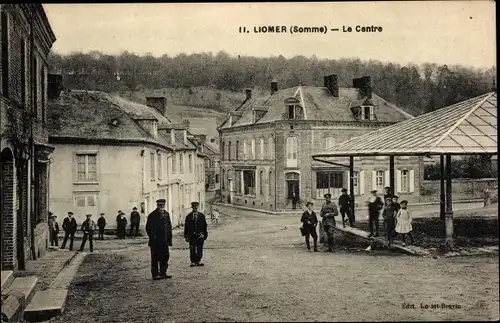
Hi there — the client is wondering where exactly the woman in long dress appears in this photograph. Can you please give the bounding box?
[395,200,415,245]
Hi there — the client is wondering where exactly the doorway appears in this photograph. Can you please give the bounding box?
[285,172,300,207]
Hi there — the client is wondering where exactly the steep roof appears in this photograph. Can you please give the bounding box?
[220,85,413,129]
[313,92,497,157]
[47,90,195,151]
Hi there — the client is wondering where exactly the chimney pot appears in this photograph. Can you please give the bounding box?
[271,80,278,95]
[324,74,339,98]
[245,89,252,100]
[353,76,372,99]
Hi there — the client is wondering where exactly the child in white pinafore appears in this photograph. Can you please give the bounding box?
[395,200,415,245]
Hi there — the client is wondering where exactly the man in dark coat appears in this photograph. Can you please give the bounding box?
[129,207,141,237]
[61,211,77,251]
[384,187,393,207]
[184,201,208,267]
[117,212,127,239]
[97,213,106,240]
[320,193,338,252]
[79,213,96,252]
[338,188,352,228]
[367,190,384,238]
[146,199,173,280]
[300,202,318,252]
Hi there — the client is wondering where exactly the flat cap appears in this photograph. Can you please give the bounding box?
[392,195,399,199]
[86,213,92,217]
[100,213,105,215]
[133,207,138,210]
[191,201,200,206]
[341,188,348,192]
[156,199,166,204]
[306,201,314,206]
[324,193,332,198]
[371,190,378,193]
[68,212,74,215]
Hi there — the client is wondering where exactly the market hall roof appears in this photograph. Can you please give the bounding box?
[219,85,414,129]
[313,92,497,157]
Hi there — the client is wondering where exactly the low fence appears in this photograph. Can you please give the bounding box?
[420,178,498,201]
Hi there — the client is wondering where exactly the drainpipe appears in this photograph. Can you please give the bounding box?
[29,7,36,261]
[140,148,145,217]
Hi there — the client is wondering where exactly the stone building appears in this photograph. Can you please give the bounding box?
[218,75,422,211]
[0,4,56,270]
[47,90,205,230]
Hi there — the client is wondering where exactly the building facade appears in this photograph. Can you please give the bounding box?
[218,75,422,211]
[0,4,56,270]
[47,90,205,231]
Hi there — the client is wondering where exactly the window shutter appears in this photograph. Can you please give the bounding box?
[359,170,365,195]
[372,170,377,191]
[385,170,390,188]
[409,169,415,193]
[396,169,402,193]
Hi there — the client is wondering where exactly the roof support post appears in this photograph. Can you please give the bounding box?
[444,154,454,250]
[439,155,446,235]
[389,156,395,196]
[349,156,355,224]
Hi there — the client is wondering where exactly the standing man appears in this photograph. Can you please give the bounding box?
[80,213,96,252]
[48,213,60,248]
[184,201,208,267]
[320,193,339,252]
[117,212,127,239]
[97,213,106,240]
[384,187,393,207]
[129,207,141,237]
[338,188,352,228]
[292,191,298,210]
[146,199,173,280]
[367,190,384,238]
[61,211,77,251]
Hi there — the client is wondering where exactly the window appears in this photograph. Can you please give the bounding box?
[222,169,225,189]
[243,140,248,160]
[180,154,184,173]
[353,171,359,195]
[1,11,8,97]
[286,137,298,167]
[251,139,255,160]
[288,105,295,119]
[76,154,97,182]
[172,153,177,173]
[228,141,232,161]
[400,169,410,193]
[216,174,220,183]
[236,141,239,160]
[150,152,155,180]
[222,142,225,161]
[269,137,274,159]
[376,170,385,192]
[243,170,255,195]
[316,171,343,198]
[268,171,273,195]
[259,170,264,195]
[235,170,242,194]
[260,138,265,160]
[157,153,162,179]
[325,137,336,149]
[361,106,374,120]
[74,194,97,207]
[189,154,193,173]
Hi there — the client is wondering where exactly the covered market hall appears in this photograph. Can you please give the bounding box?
[313,91,497,249]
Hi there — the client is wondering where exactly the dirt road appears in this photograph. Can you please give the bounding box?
[51,209,499,322]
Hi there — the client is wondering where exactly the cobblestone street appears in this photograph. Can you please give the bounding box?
[50,209,499,322]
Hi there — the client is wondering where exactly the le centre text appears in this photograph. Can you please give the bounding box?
[238,25,383,34]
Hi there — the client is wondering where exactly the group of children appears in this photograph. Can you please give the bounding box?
[382,195,415,246]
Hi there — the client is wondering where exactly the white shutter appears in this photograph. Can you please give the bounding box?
[396,169,402,193]
[359,170,365,195]
[409,169,415,193]
[385,170,390,188]
[372,170,377,191]
[345,170,350,192]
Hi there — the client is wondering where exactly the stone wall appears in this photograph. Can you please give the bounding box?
[421,178,498,200]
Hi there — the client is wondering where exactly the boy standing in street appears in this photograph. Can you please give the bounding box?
[97,213,106,240]
[48,212,60,248]
[80,213,97,252]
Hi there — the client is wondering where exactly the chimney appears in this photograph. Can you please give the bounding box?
[271,80,278,94]
[146,96,168,116]
[245,89,252,100]
[48,74,63,101]
[352,76,372,99]
[182,119,190,130]
[324,74,339,97]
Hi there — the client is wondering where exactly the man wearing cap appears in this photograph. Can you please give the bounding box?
[146,199,173,280]
[80,213,97,252]
[48,213,60,248]
[117,212,127,239]
[320,193,339,252]
[301,202,318,252]
[97,213,106,240]
[384,187,393,207]
[61,211,77,251]
[367,190,384,238]
[129,207,141,237]
[184,201,208,267]
[338,188,353,228]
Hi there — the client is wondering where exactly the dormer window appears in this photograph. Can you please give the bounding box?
[361,105,375,121]
[288,105,295,119]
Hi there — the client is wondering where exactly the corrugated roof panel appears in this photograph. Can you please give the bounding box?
[458,124,484,136]
[450,135,483,147]
[476,115,496,125]
[475,125,497,136]
[467,115,489,126]
[469,135,497,147]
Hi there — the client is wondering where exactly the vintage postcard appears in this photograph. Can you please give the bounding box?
[0,2,497,322]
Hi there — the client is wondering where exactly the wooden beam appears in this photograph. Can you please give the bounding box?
[349,156,355,224]
[389,156,395,195]
[445,154,454,249]
[440,154,446,235]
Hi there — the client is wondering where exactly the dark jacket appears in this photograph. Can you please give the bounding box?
[117,217,128,230]
[301,210,318,233]
[97,217,106,228]
[146,209,173,247]
[368,196,384,216]
[49,220,59,234]
[184,211,208,242]
[81,219,96,235]
[384,193,393,206]
[338,195,351,210]
[130,211,141,224]
[393,202,401,213]
[382,205,397,220]
[62,217,77,233]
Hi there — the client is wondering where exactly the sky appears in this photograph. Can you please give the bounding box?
[43,2,496,69]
